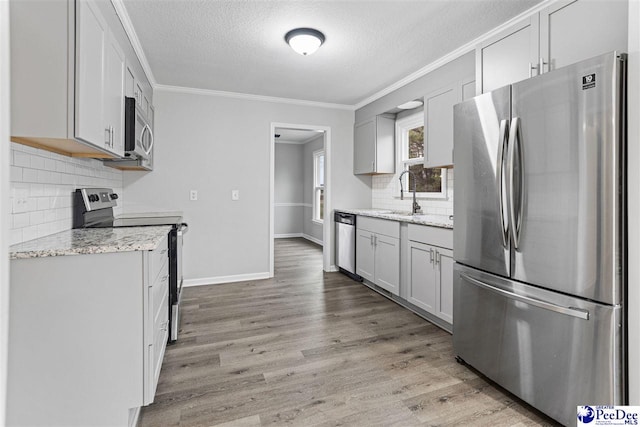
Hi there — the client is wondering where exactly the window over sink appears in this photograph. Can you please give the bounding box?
[397,112,447,198]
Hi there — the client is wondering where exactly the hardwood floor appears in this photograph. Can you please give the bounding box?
[139,238,559,427]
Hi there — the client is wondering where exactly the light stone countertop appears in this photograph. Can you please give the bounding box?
[336,208,453,229]
[9,226,172,260]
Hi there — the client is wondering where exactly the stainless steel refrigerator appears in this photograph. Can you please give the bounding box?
[453,51,626,426]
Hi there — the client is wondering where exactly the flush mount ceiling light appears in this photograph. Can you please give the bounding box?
[397,100,424,110]
[285,28,325,56]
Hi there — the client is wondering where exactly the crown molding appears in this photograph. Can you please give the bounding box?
[353,0,556,110]
[154,84,355,111]
[111,0,157,86]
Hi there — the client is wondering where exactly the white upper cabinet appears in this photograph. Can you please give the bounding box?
[75,0,107,149]
[10,0,150,159]
[423,78,474,168]
[75,0,125,157]
[539,0,628,72]
[353,115,395,175]
[477,0,627,94]
[423,84,461,168]
[103,31,126,156]
[477,16,539,93]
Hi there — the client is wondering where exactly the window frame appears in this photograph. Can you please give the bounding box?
[312,149,325,223]
[396,112,447,199]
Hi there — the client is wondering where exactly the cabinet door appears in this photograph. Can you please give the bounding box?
[356,229,375,282]
[462,80,476,101]
[103,31,125,157]
[75,0,106,148]
[125,66,135,98]
[540,0,628,72]
[354,119,376,174]
[435,247,454,324]
[476,15,539,93]
[142,94,150,118]
[424,84,460,168]
[407,241,436,313]
[135,81,144,107]
[374,234,399,295]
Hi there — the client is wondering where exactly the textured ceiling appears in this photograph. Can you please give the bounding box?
[122,0,544,106]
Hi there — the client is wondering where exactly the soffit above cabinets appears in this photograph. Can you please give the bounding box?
[120,0,544,106]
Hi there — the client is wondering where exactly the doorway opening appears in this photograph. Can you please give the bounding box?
[270,123,331,276]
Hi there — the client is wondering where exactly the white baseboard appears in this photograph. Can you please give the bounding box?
[183,272,271,287]
[302,233,323,246]
[275,233,303,238]
[275,233,324,247]
[129,407,140,427]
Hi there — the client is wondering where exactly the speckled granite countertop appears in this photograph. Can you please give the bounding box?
[336,209,453,229]
[10,226,172,260]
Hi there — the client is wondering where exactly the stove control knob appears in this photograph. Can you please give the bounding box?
[110,193,119,200]
[89,194,99,202]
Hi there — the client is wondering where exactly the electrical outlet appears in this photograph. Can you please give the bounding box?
[190,190,198,201]
[231,190,240,201]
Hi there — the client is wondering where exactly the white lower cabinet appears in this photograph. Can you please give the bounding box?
[144,237,170,404]
[356,217,400,295]
[8,236,169,426]
[408,241,453,324]
[406,224,454,324]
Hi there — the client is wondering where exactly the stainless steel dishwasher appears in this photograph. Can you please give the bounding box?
[334,212,362,281]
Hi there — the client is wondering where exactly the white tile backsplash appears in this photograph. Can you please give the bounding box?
[372,168,454,215]
[9,142,124,245]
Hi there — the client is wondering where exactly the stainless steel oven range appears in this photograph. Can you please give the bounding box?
[73,188,187,343]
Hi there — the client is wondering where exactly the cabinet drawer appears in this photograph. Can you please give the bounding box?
[408,224,453,249]
[148,234,169,283]
[152,274,169,327]
[357,216,399,239]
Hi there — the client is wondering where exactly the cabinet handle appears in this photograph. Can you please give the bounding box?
[429,248,434,264]
[435,250,440,265]
[374,235,377,246]
[539,57,548,74]
[371,161,375,171]
[528,62,538,78]
[110,126,114,147]
[105,127,111,145]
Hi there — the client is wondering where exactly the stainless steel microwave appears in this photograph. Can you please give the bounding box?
[124,96,153,160]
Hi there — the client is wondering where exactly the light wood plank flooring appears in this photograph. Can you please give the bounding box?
[139,238,559,426]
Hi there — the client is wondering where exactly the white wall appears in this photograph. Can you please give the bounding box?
[303,135,324,243]
[8,143,124,245]
[123,90,367,284]
[274,143,304,236]
[1,0,10,422]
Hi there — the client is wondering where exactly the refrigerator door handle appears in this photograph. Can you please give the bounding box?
[497,119,509,248]
[507,117,524,249]
[460,273,590,320]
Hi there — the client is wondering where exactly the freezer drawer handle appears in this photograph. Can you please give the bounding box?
[460,273,590,320]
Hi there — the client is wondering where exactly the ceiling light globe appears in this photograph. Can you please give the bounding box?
[285,28,325,56]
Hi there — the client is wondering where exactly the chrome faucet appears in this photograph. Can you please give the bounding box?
[399,170,423,215]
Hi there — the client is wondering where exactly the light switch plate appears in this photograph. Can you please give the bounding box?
[231,190,239,201]
[190,190,198,201]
